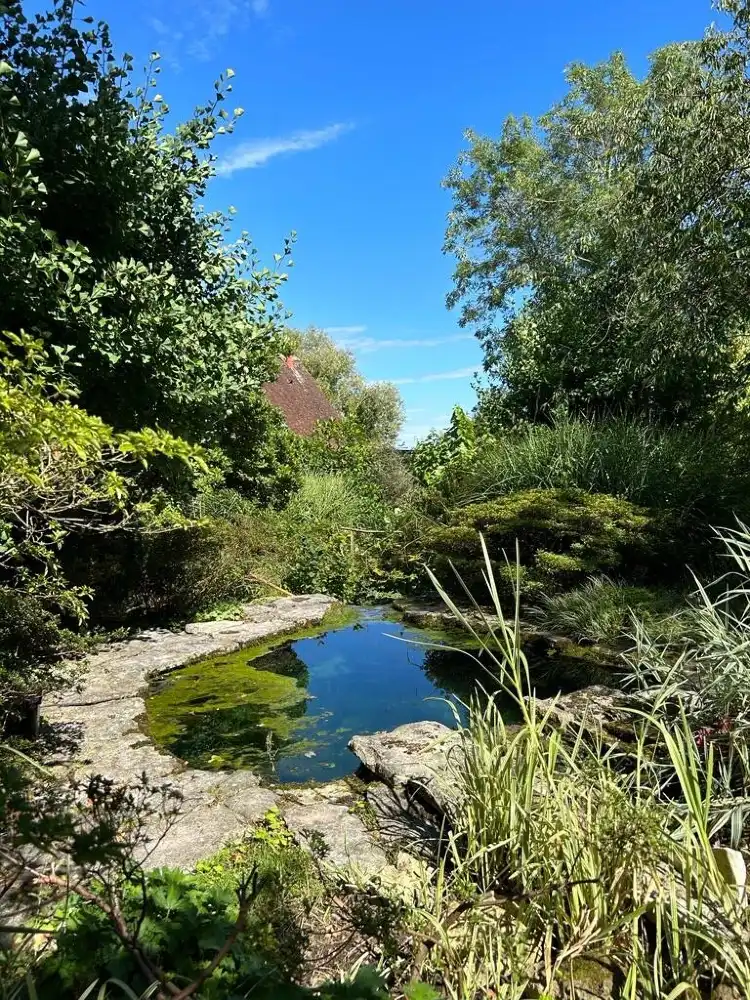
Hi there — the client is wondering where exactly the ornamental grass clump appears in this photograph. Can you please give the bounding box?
[403,538,750,999]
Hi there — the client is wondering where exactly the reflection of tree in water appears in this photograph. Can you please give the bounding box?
[421,647,501,706]
[527,653,611,697]
[152,645,318,772]
[167,697,315,772]
[421,642,612,711]
[252,643,310,686]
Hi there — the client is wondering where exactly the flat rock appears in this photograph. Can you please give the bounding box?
[394,600,498,633]
[535,685,637,741]
[278,782,391,875]
[349,721,465,820]
[51,594,333,710]
[145,774,278,869]
[42,594,335,869]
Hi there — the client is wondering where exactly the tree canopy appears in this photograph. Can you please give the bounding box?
[0,0,294,490]
[444,0,750,426]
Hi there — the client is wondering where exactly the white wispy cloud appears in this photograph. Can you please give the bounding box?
[323,325,368,336]
[150,0,269,66]
[324,331,474,353]
[390,366,477,386]
[340,333,474,354]
[216,123,353,175]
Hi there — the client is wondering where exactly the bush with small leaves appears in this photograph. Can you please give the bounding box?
[419,488,675,599]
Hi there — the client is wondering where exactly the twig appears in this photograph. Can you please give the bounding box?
[246,572,294,596]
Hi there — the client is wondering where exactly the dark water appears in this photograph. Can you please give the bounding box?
[146,609,605,784]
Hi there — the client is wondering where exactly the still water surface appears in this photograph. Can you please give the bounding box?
[146,610,488,782]
[146,608,602,783]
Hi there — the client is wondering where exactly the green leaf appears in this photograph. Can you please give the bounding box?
[404,985,442,1000]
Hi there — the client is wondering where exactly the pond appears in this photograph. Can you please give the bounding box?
[145,608,606,784]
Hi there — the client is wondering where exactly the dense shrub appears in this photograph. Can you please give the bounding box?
[630,523,750,731]
[65,510,293,624]
[419,488,675,599]
[67,471,404,622]
[301,419,414,503]
[411,405,488,487]
[438,414,750,531]
[0,330,203,703]
[279,476,395,602]
[217,395,303,507]
[0,589,90,730]
[285,474,386,532]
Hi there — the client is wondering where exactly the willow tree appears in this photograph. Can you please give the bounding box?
[289,326,404,444]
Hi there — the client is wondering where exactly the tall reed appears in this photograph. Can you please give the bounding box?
[406,538,750,998]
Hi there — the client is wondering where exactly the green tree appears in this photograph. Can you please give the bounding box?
[411,406,487,486]
[444,1,750,425]
[0,0,293,500]
[0,330,204,712]
[289,326,404,443]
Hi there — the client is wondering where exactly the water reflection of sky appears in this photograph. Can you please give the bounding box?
[149,614,480,783]
[148,612,608,784]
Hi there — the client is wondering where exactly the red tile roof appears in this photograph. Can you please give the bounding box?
[262,357,340,436]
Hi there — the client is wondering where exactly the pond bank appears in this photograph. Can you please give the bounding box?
[43,596,335,868]
[42,595,444,880]
[41,593,627,878]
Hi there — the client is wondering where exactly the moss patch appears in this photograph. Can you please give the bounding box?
[145,606,358,772]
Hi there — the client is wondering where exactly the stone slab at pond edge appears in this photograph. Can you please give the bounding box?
[349,721,466,822]
[43,594,388,870]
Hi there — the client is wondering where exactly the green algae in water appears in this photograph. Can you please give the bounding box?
[146,609,610,784]
[147,612,483,782]
[147,644,322,771]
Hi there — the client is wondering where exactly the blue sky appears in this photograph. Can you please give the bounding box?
[93,0,716,445]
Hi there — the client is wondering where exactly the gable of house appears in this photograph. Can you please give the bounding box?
[262,356,340,436]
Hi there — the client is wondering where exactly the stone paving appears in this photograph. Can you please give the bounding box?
[43,595,450,878]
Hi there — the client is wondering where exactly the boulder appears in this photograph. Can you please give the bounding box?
[535,684,637,743]
[713,846,747,904]
[393,600,500,634]
[349,721,465,821]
